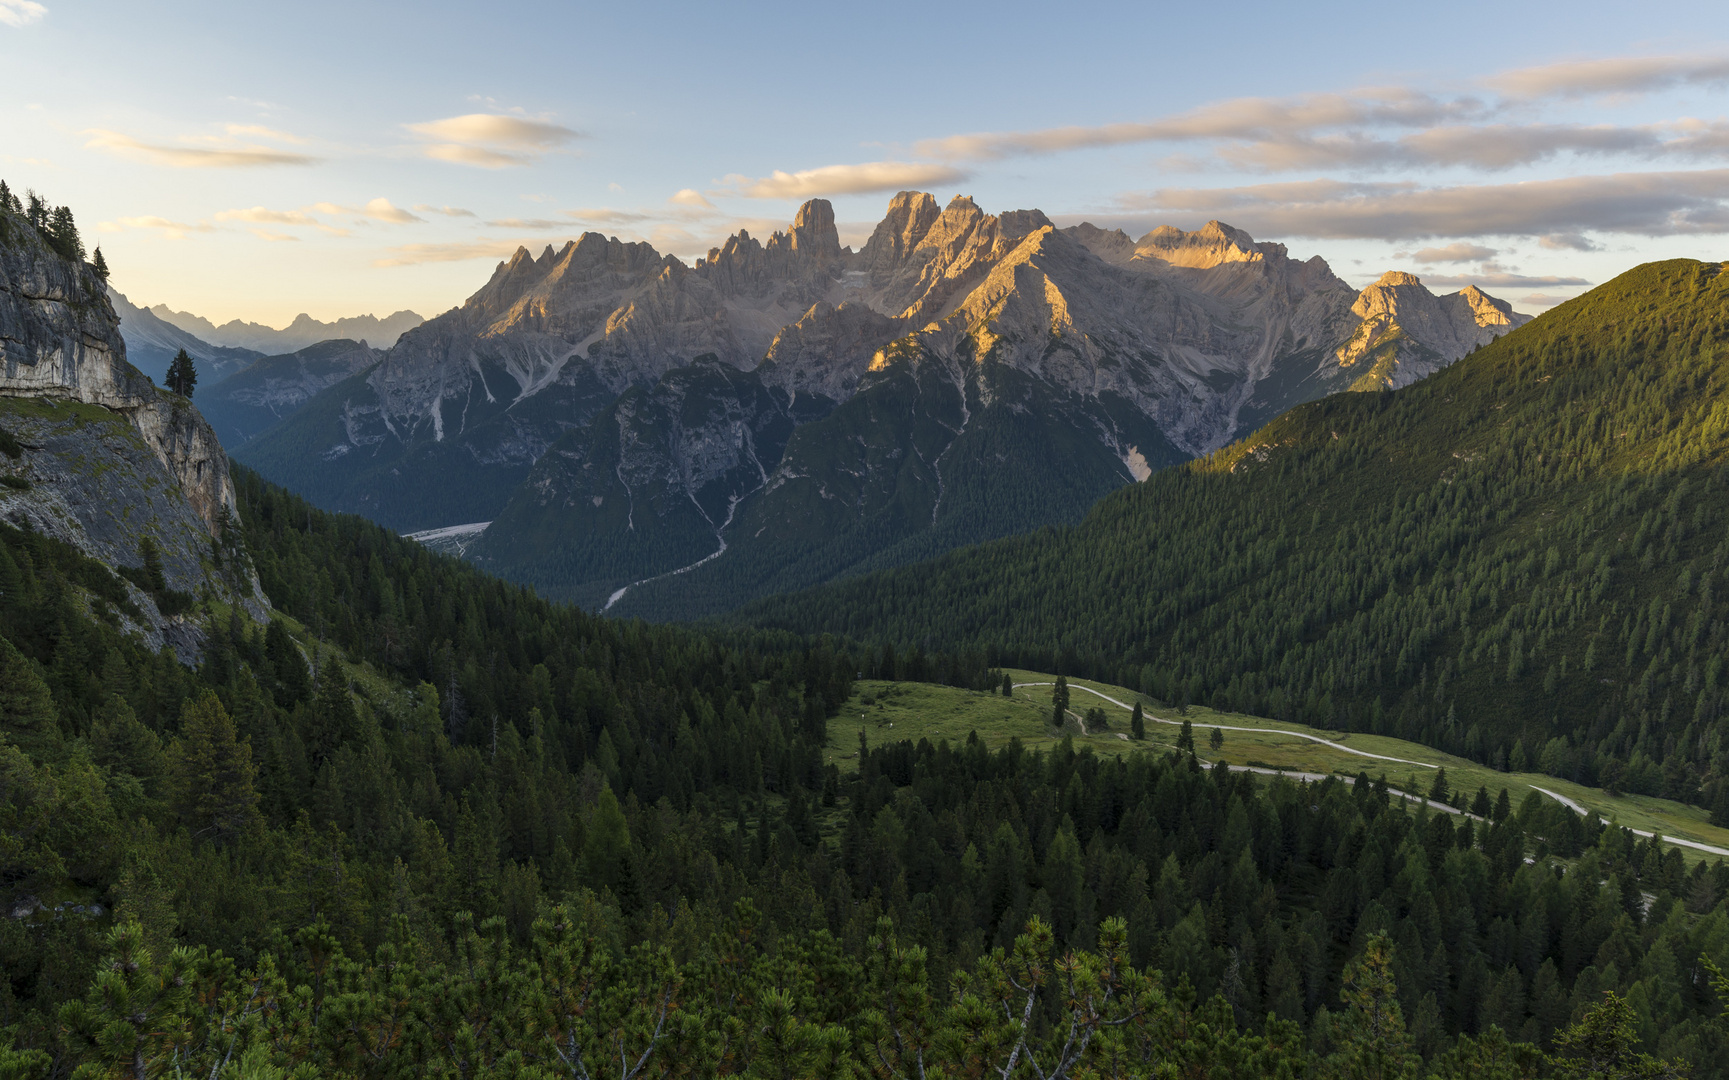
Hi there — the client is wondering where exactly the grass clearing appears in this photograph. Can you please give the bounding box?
[827,669,1729,861]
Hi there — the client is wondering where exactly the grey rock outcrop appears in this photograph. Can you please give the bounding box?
[0,215,238,537]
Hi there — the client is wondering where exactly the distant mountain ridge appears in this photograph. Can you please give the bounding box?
[195,339,385,447]
[236,191,1527,615]
[146,303,423,354]
[107,287,262,386]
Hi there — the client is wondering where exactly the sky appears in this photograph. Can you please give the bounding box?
[3,0,1728,327]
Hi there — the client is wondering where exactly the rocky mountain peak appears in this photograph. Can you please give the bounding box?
[860,191,941,272]
[1133,220,1268,269]
[1372,270,1425,288]
[1456,284,1520,328]
[997,209,1055,245]
[787,199,842,262]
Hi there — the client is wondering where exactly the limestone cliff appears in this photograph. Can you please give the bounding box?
[0,211,238,536]
[0,205,263,657]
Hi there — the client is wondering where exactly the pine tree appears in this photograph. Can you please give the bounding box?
[1551,991,1683,1080]
[0,179,14,215]
[1209,726,1223,751]
[0,633,59,760]
[1131,700,1145,740]
[1327,931,1418,1080]
[165,349,198,398]
[1051,675,1069,727]
[1428,767,1451,807]
[58,919,202,1079]
[264,619,311,706]
[1493,788,1512,824]
[91,246,109,280]
[167,689,259,843]
[1178,717,1194,752]
[307,664,359,766]
[46,205,83,261]
[1001,672,1013,697]
[138,535,168,594]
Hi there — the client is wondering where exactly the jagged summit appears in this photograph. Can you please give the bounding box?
[1134,220,1271,269]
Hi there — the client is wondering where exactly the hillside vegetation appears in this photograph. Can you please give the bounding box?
[742,260,1729,811]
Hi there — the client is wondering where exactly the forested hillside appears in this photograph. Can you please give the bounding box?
[742,260,1729,810]
[0,464,1723,1076]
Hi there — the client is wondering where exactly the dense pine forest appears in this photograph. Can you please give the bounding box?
[0,462,1721,1076]
[743,260,1729,814]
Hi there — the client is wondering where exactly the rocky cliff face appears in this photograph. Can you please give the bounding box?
[0,209,266,657]
[0,214,238,537]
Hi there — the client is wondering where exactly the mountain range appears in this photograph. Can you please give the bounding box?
[144,302,423,355]
[231,191,1527,615]
[107,288,264,386]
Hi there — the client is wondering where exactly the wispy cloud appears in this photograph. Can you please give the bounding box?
[669,188,712,208]
[916,89,1482,162]
[1519,293,1574,307]
[309,198,423,224]
[0,0,46,27]
[485,218,567,230]
[405,114,579,168]
[563,207,655,225]
[101,216,215,240]
[223,123,309,144]
[1210,120,1729,173]
[375,239,531,267]
[414,204,477,218]
[1404,242,1499,263]
[249,229,299,243]
[84,129,318,168]
[1419,266,1593,288]
[1116,169,1729,241]
[1488,54,1729,100]
[727,161,967,199]
[215,206,320,226]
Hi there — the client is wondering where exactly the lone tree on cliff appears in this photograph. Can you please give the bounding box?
[165,349,197,398]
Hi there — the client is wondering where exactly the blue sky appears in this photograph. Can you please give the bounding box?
[3,0,1727,326]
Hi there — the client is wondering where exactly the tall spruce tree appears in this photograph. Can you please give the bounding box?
[167,690,259,844]
[165,349,197,398]
[0,633,59,759]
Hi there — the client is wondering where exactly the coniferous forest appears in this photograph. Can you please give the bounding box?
[0,462,1725,1077]
[5,189,1729,1079]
